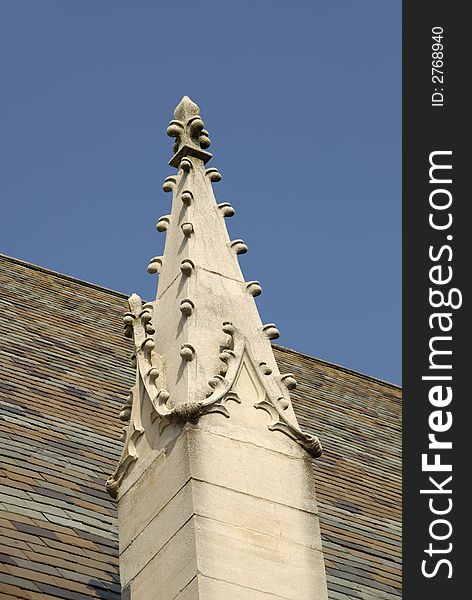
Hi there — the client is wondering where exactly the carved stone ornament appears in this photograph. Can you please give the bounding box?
[106,96,322,499]
[106,309,321,498]
[167,96,212,168]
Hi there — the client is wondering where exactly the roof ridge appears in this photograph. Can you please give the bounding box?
[0,252,128,299]
[274,344,402,391]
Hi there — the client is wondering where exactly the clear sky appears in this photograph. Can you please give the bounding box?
[0,1,401,384]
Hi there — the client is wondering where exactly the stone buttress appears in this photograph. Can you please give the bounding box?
[107,96,328,600]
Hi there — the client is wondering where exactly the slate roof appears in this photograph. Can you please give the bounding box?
[0,253,401,600]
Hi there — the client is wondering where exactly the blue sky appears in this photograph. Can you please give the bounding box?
[0,1,401,384]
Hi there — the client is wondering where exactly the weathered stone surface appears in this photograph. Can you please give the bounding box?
[125,518,197,600]
[119,481,193,585]
[192,479,322,549]
[173,576,199,599]
[194,515,328,600]
[196,575,292,599]
[187,425,318,513]
[119,424,327,598]
[118,431,191,549]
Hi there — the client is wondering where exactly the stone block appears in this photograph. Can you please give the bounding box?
[187,427,317,513]
[118,431,191,550]
[120,481,194,586]
[197,574,293,599]
[192,479,322,549]
[126,518,197,600]
[173,576,199,599]
[118,425,327,598]
[194,515,328,600]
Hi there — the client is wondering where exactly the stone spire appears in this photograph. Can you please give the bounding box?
[108,97,327,600]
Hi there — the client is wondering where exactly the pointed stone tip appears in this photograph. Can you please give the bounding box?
[174,95,200,120]
[168,94,212,167]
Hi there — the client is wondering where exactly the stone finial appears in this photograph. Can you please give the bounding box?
[108,96,323,501]
[108,96,328,600]
[167,96,212,168]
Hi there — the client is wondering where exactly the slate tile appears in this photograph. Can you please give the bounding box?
[0,572,41,592]
[0,553,18,565]
[0,580,33,598]
[35,582,90,600]
[0,486,31,500]
[31,488,70,503]
[12,522,59,542]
